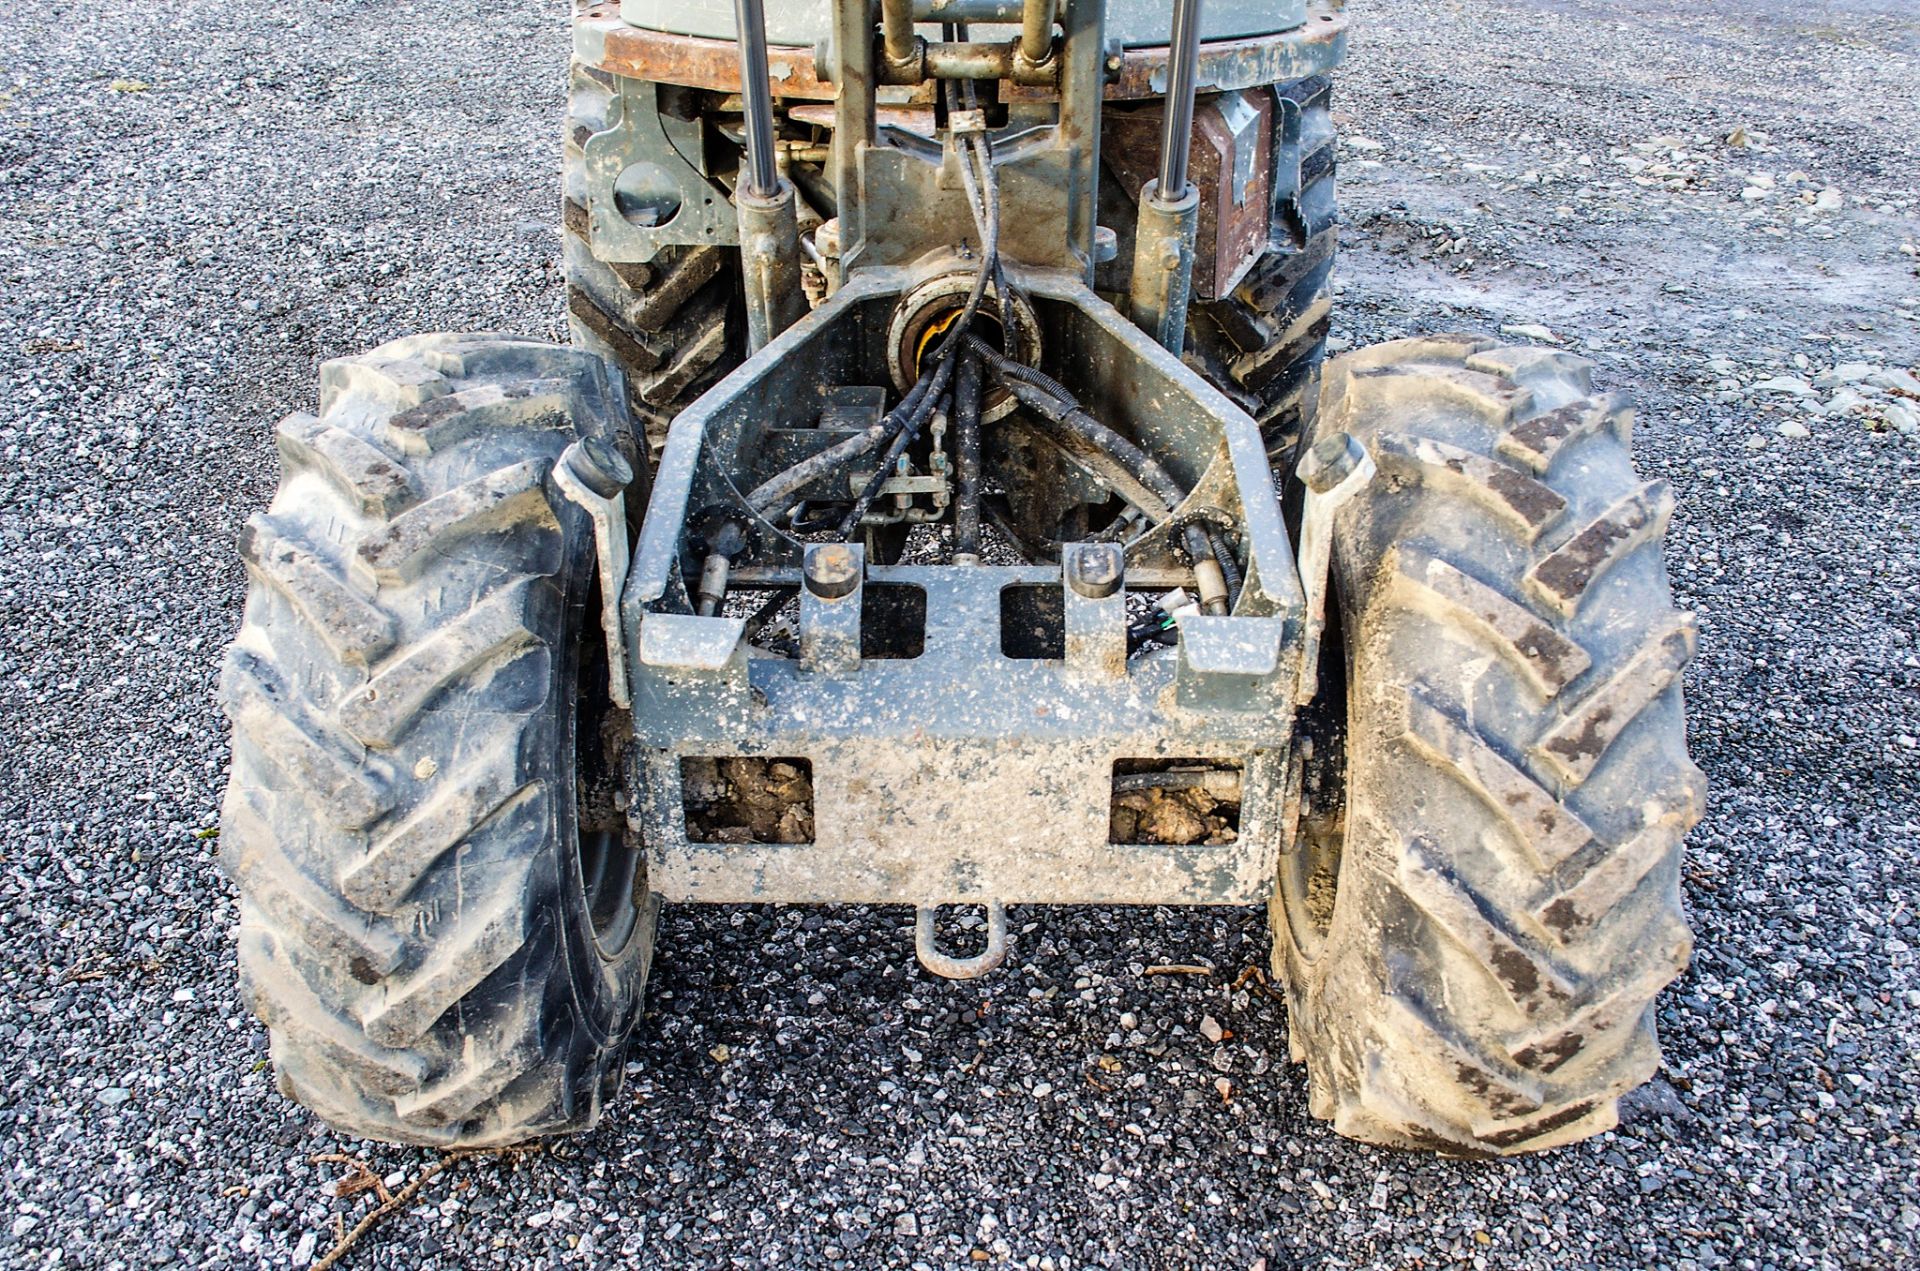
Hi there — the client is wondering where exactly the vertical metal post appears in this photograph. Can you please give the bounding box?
[832,0,876,277]
[952,350,983,565]
[733,0,804,348]
[881,0,922,79]
[1128,0,1205,354]
[800,543,864,675]
[1293,432,1374,704]
[733,0,779,199]
[1018,0,1054,70]
[1156,0,1204,196]
[1058,0,1107,285]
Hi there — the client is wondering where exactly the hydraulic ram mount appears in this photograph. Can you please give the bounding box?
[619,0,1308,973]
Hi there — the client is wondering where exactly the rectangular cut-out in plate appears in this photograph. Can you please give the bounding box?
[681,757,815,844]
[1109,758,1243,845]
[861,583,927,660]
[1001,584,1065,659]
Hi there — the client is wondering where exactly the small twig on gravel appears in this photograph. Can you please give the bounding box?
[311,1154,389,1203]
[307,1145,542,1271]
[1232,964,1287,1002]
[1142,964,1214,977]
[309,1156,452,1271]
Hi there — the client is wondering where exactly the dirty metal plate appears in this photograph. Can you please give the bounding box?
[576,3,1347,103]
[641,741,1282,906]
[612,0,1308,50]
[628,563,1290,907]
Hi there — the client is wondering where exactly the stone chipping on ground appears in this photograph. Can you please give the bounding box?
[1,0,1917,1268]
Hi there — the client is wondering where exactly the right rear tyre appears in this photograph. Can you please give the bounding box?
[1272,335,1706,1155]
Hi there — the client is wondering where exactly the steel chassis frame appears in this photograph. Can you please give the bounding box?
[584,0,1347,965]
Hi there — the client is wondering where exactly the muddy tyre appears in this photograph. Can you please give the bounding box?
[221,334,655,1147]
[1273,335,1705,1155]
[563,62,740,465]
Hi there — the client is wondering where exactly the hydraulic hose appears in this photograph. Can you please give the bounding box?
[745,77,1006,539]
[1207,525,1243,611]
[743,367,943,518]
[836,353,958,536]
[964,335,1187,515]
[953,349,984,563]
[836,85,1001,538]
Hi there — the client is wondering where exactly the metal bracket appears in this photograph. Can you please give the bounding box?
[582,78,738,264]
[1293,431,1375,705]
[554,438,635,709]
[800,542,864,674]
[915,902,1009,979]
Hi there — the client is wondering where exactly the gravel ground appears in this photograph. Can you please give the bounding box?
[3,0,1917,1267]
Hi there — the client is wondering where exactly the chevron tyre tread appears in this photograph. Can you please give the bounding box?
[1272,336,1704,1156]
[221,335,656,1147]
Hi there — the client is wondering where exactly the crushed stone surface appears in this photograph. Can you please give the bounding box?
[1,0,1916,1267]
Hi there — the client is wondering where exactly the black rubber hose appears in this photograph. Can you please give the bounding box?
[836,356,958,537]
[1208,526,1244,610]
[967,334,1071,399]
[954,349,984,561]
[966,337,1188,514]
[833,86,1000,540]
[1181,522,1230,615]
[762,85,1001,538]
[743,368,942,518]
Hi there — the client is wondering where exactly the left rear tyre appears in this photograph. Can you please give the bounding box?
[221,334,655,1146]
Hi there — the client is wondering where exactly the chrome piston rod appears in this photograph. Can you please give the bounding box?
[1127,0,1205,355]
[732,0,805,349]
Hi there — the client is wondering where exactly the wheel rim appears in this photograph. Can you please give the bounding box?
[1277,575,1350,966]
[577,828,643,955]
[571,567,646,959]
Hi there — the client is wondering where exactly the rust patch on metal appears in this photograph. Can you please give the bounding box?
[580,4,1346,102]
[583,7,836,100]
[1007,6,1349,102]
[1102,93,1272,302]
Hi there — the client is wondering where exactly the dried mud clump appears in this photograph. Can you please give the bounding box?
[1109,781,1240,845]
[682,757,816,843]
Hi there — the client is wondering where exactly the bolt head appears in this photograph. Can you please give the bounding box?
[1066,543,1124,599]
[565,435,633,499]
[1298,431,1366,494]
[804,543,861,600]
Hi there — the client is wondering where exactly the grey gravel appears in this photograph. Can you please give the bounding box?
[2,0,1917,1268]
